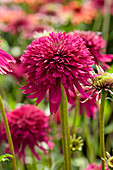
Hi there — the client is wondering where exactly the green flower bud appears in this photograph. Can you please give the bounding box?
[70,134,83,152]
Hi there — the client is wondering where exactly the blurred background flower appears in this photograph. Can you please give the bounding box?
[0,104,54,164]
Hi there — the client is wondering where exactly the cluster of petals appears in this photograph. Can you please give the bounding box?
[69,30,113,69]
[84,163,110,170]
[20,31,94,114]
[0,41,15,74]
[79,89,98,118]
[0,104,54,164]
[8,57,25,80]
[69,87,98,119]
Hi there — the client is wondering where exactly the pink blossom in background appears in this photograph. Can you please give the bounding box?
[0,5,26,24]
[0,104,54,164]
[22,24,52,39]
[60,1,97,25]
[12,0,64,4]
[69,87,98,119]
[51,109,61,125]
[0,41,15,74]
[69,30,113,69]
[6,17,30,35]
[20,32,94,114]
[91,0,113,15]
[79,89,98,118]
[83,163,110,170]
[37,3,65,25]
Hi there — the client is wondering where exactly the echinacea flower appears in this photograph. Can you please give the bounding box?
[83,163,110,170]
[87,65,113,96]
[12,0,64,4]
[61,1,97,25]
[22,24,52,39]
[69,31,113,69]
[0,6,26,24]
[6,17,30,35]
[37,3,64,25]
[0,41,15,74]
[79,88,98,118]
[20,31,94,114]
[69,87,98,118]
[0,104,54,164]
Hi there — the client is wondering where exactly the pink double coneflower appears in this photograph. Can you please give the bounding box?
[79,89,98,119]
[69,30,113,69]
[0,104,54,164]
[20,31,94,114]
[84,163,110,170]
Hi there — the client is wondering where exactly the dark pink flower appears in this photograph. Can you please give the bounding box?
[0,104,54,164]
[79,89,98,118]
[69,31,113,69]
[84,163,110,170]
[20,31,94,114]
[6,17,30,34]
[0,41,15,74]
[22,24,52,39]
[8,57,26,80]
[51,109,61,125]
[37,3,64,25]
[69,87,98,118]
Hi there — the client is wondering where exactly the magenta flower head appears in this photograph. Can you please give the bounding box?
[0,40,15,74]
[84,163,110,170]
[0,104,54,164]
[20,31,94,114]
[69,31,113,69]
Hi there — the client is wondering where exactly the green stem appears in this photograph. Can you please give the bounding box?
[92,13,102,32]
[64,93,71,169]
[60,84,71,170]
[31,151,37,170]
[0,95,17,170]
[99,90,107,170]
[71,99,79,135]
[48,149,52,170]
[83,112,94,164]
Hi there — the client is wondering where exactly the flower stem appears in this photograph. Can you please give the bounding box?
[92,12,102,32]
[83,112,94,164]
[60,84,71,170]
[31,151,37,170]
[71,99,79,135]
[0,95,17,170]
[99,90,107,170]
[64,92,71,169]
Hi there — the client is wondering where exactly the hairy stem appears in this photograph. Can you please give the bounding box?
[99,90,107,170]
